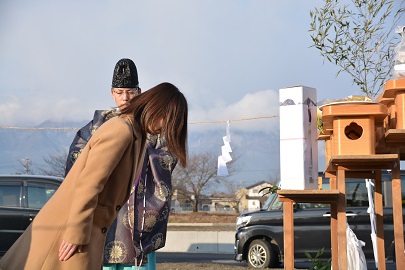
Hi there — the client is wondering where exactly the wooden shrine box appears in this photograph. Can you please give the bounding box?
[377,94,396,132]
[321,103,387,158]
[375,79,405,157]
[377,79,405,130]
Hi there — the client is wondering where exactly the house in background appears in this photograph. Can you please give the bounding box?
[238,181,272,212]
[170,181,273,213]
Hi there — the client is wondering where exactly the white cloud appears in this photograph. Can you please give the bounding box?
[0,97,21,125]
[0,92,112,126]
[189,88,280,134]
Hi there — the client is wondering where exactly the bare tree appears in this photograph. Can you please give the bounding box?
[265,172,281,187]
[222,179,245,213]
[172,151,234,212]
[36,147,68,177]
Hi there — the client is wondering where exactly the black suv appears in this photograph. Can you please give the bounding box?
[0,175,63,255]
[234,171,405,268]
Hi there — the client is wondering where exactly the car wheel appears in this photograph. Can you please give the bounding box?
[247,239,278,268]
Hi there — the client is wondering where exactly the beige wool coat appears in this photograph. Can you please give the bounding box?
[0,115,146,270]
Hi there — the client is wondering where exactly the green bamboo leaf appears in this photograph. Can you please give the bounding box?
[309,0,403,96]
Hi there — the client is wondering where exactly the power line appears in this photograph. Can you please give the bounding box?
[189,116,278,125]
[0,160,19,164]
[0,126,79,130]
[0,115,279,130]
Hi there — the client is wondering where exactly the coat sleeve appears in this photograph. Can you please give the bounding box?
[63,117,134,245]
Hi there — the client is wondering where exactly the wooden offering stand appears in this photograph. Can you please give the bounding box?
[279,98,404,270]
[278,189,339,270]
[375,79,405,270]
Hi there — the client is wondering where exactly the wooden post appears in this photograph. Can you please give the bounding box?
[391,160,405,270]
[329,177,339,270]
[336,167,348,269]
[374,170,386,270]
[283,201,294,270]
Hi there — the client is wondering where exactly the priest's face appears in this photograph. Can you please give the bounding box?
[111,87,141,110]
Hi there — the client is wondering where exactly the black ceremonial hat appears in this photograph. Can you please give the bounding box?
[111,58,139,88]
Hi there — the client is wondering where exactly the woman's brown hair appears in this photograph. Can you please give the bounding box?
[121,82,188,167]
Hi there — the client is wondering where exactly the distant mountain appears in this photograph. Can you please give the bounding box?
[0,119,281,187]
[0,120,87,174]
[36,120,87,128]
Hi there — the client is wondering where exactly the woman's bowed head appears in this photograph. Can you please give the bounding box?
[122,82,188,167]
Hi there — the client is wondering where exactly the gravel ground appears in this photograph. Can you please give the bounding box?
[167,224,235,231]
[155,252,251,270]
[155,261,397,270]
[154,252,288,270]
[156,262,248,270]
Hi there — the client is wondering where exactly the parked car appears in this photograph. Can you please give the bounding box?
[0,174,63,255]
[234,171,405,268]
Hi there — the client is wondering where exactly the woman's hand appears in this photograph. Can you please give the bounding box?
[59,240,82,261]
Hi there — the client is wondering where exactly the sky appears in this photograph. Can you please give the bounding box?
[0,1,403,186]
[0,0,361,127]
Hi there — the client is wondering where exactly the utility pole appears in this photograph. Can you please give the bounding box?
[22,157,31,175]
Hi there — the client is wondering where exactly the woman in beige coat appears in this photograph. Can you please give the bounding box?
[0,82,188,270]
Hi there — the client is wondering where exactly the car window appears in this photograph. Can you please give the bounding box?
[262,193,277,210]
[0,181,22,207]
[321,179,377,208]
[346,181,370,207]
[320,176,405,208]
[27,182,59,209]
[299,202,329,209]
[382,170,405,207]
[268,195,283,210]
